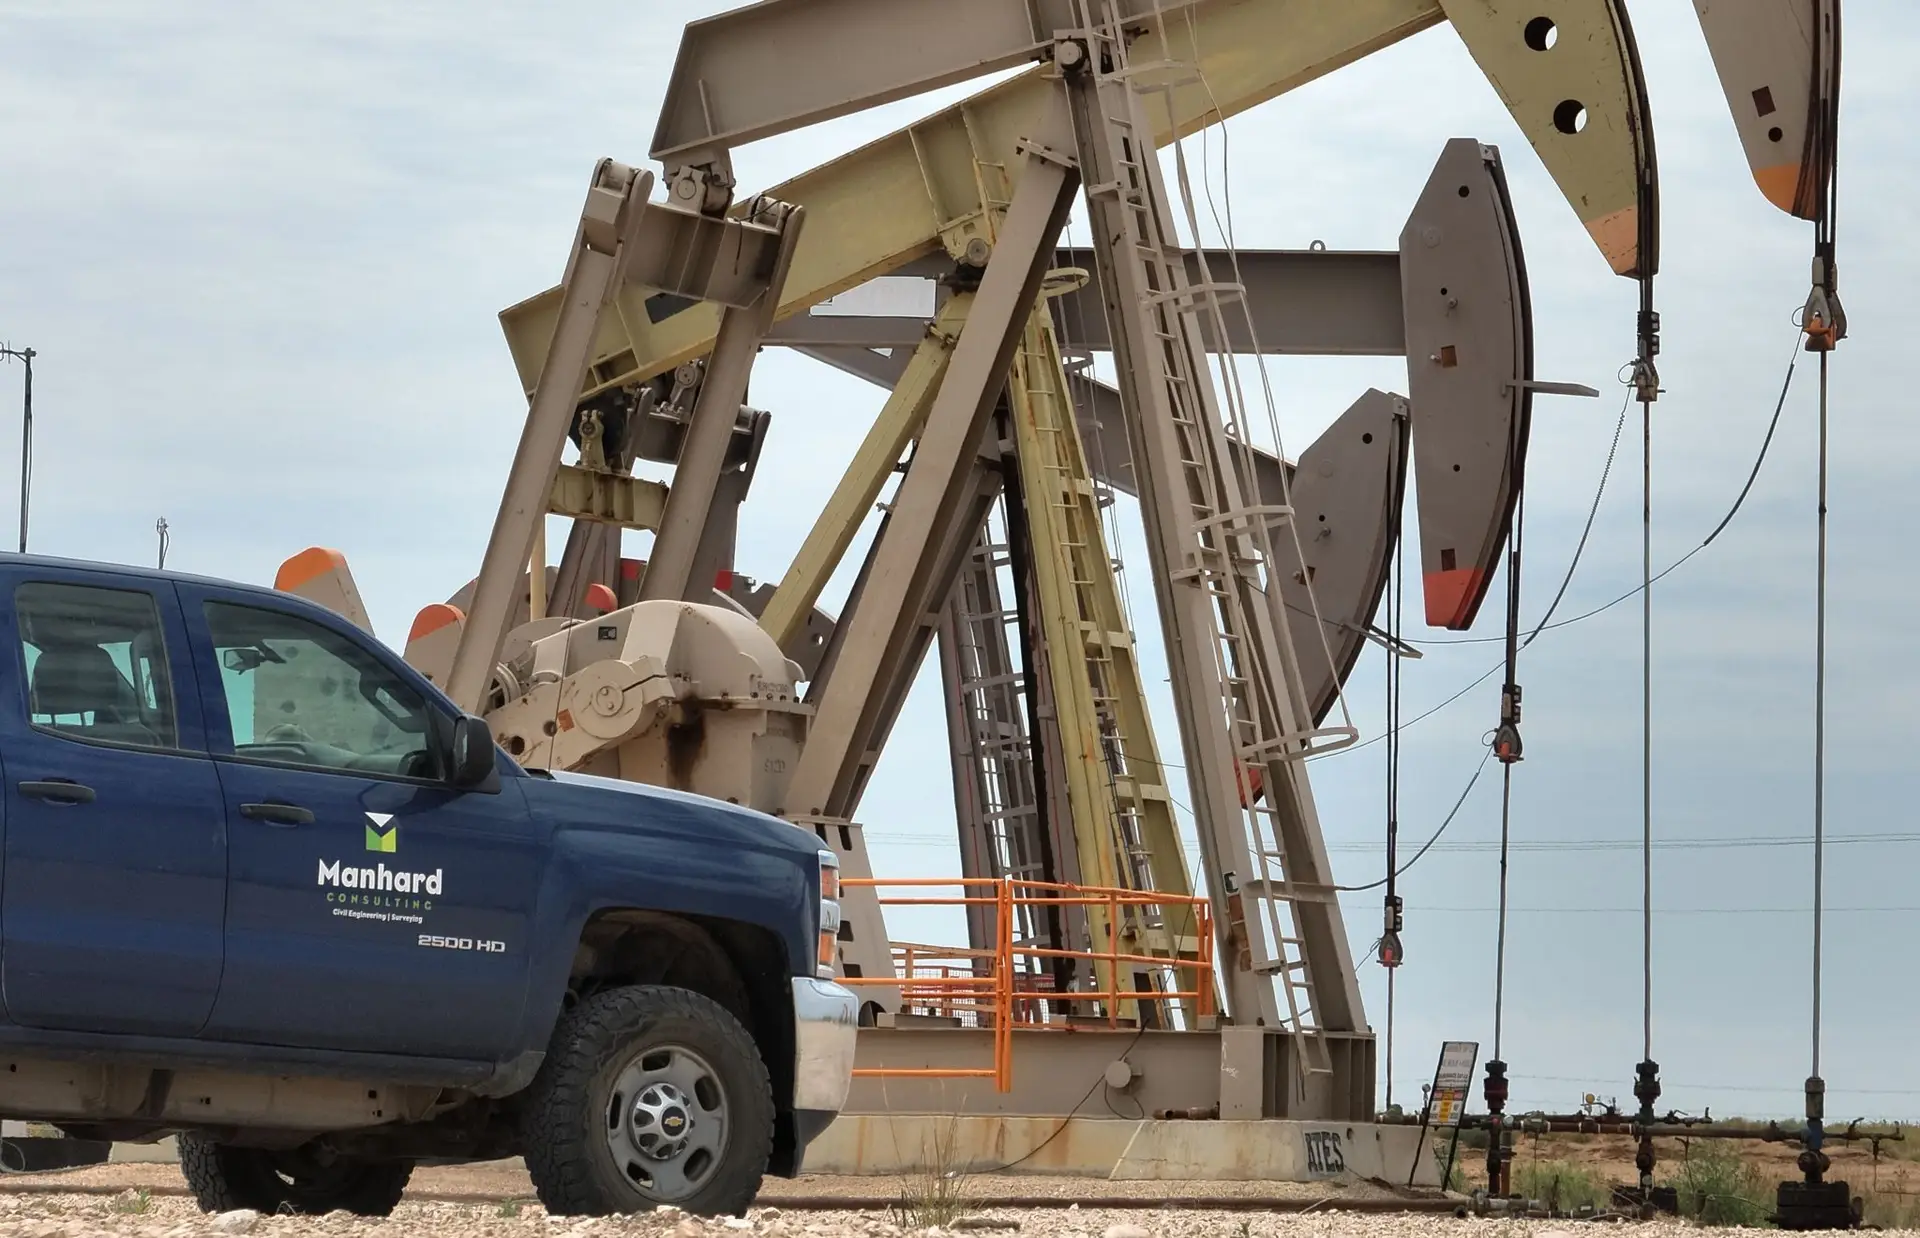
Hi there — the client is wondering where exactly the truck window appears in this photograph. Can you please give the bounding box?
[14,581,179,750]
[204,601,437,779]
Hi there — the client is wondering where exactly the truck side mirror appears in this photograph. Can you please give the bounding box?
[447,713,499,790]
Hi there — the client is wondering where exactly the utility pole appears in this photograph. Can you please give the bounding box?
[2,344,33,554]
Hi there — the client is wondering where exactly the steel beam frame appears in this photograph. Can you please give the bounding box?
[501,0,1656,408]
[773,247,1407,358]
[781,92,1081,823]
[446,161,655,712]
[758,294,973,654]
[642,203,806,602]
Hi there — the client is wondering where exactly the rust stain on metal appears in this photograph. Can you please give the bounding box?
[665,702,707,789]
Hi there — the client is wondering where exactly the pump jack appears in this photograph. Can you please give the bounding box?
[264,0,1846,1142]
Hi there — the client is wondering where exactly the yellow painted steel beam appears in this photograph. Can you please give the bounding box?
[1006,308,1127,1010]
[757,293,973,653]
[1009,302,1207,1020]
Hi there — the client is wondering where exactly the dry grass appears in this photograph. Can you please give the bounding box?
[888,1110,975,1231]
[1509,1159,1611,1212]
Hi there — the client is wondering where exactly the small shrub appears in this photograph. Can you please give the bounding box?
[1666,1140,1773,1227]
[1512,1159,1609,1212]
[1863,1190,1920,1229]
[111,1188,152,1215]
[497,1198,527,1218]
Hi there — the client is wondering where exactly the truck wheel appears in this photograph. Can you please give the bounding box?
[522,984,773,1217]
[178,1133,412,1216]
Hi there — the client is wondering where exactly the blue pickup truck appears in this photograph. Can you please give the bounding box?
[0,554,858,1216]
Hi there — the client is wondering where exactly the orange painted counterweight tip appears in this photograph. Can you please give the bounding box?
[1755,162,1804,215]
[408,603,464,642]
[583,583,618,613]
[1584,206,1641,277]
[274,547,348,592]
[1424,566,1487,630]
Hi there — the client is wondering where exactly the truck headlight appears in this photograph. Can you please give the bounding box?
[816,848,842,980]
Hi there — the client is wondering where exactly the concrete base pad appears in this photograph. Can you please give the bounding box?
[804,1117,1442,1185]
[108,1136,179,1164]
[101,1119,1441,1187]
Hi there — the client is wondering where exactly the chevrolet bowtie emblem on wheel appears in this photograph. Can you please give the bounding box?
[365,812,397,853]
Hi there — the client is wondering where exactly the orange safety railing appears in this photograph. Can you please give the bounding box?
[839,876,1214,1092]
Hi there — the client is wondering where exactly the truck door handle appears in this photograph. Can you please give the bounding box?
[239,802,314,827]
[19,779,96,805]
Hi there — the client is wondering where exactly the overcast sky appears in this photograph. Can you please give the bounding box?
[3,2,1917,1122]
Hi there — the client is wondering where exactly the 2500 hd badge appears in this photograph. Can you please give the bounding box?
[419,934,507,952]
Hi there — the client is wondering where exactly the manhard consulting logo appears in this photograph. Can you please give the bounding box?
[320,812,441,926]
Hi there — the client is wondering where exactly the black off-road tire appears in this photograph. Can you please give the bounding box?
[521,984,773,1217]
[177,1133,412,1216]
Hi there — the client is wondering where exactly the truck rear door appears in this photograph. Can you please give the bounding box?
[175,584,543,1061]
[0,567,227,1037]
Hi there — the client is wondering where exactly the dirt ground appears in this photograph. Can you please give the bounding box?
[2,1131,1915,1231]
[1462,1129,1919,1197]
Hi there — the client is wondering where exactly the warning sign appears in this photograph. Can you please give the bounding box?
[1427,1040,1478,1128]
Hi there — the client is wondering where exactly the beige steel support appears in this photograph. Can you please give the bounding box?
[446,161,655,713]
[552,521,621,621]
[1057,23,1362,1075]
[687,409,771,599]
[825,452,1007,831]
[775,245,1411,357]
[457,160,794,712]
[809,454,1006,1015]
[1007,302,1201,1020]
[529,520,548,622]
[781,92,1079,824]
[547,466,669,531]
[651,0,1197,182]
[503,0,1654,405]
[758,294,972,653]
[642,202,806,602]
[937,517,1077,969]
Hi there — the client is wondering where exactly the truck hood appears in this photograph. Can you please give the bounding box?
[524,768,822,858]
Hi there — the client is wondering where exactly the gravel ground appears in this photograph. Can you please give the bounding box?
[2,1193,1919,1238]
[15,1197,1920,1238]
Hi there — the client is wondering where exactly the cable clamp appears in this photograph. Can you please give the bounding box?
[1493,683,1523,763]
[1803,281,1847,352]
